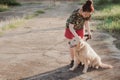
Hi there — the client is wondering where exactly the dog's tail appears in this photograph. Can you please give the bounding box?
[100,63,113,69]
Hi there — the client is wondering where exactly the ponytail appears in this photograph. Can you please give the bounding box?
[82,0,94,12]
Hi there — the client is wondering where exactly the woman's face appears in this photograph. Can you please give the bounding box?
[82,12,91,18]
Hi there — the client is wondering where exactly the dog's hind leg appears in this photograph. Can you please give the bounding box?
[83,64,88,73]
[82,59,89,73]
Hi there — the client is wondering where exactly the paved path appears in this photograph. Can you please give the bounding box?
[0,1,120,80]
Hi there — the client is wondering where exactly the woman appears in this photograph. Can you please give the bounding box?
[64,0,94,67]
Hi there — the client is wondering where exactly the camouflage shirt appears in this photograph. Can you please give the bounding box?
[66,9,91,30]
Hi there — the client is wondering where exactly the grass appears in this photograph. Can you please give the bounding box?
[0,5,9,12]
[0,0,20,12]
[0,9,45,33]
[92,1,120,49]
[0,0,21,6]
[0,2,46,33]
[35,10,45,14]
[78,0,85,5]
[23,2,42,5]
[0,18,25,34]
[98,19,120,33]
[0,0,21,12]
[25,10,45,19]
[93,4,120,20]
[93,4,120,33]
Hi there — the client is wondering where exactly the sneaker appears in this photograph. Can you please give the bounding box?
[78,62,84,68]
[69,60,74,68]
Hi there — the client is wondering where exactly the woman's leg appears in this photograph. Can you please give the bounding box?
[69,47,75,67]
[67,39,76,67]
[67,39,75,60]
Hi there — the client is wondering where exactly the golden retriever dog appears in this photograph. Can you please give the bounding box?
[69,37,113,73]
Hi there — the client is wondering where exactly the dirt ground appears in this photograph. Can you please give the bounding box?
[0,1,120,80]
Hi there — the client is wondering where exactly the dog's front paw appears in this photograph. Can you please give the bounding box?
[95,66,99,69]
[82,70,87,73]
[69,68,74,71]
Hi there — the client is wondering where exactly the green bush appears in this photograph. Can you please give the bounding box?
[98,19,120,33]
[0,0,20,6]
[97,0,111,5]
[96,0,120,5]
[0,5,8,12]
[94,4,120,33]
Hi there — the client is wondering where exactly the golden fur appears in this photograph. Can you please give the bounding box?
[69,38,113,73]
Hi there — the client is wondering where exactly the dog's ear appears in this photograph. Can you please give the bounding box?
[79,40,85,48]
[80,43,84,49]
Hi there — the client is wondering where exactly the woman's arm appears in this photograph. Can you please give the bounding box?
[69,23,81,39]
[84,21,92,38]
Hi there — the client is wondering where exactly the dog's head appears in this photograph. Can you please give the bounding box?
[69,37,84,48]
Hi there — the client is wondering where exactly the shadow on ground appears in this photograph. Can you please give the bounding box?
[21,65,105,80]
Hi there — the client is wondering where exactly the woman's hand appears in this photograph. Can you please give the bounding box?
[88,32,92,39]
[85,33,92,41]
[85,21,92,39]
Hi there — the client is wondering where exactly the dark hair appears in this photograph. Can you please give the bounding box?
[82,0,94,12]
